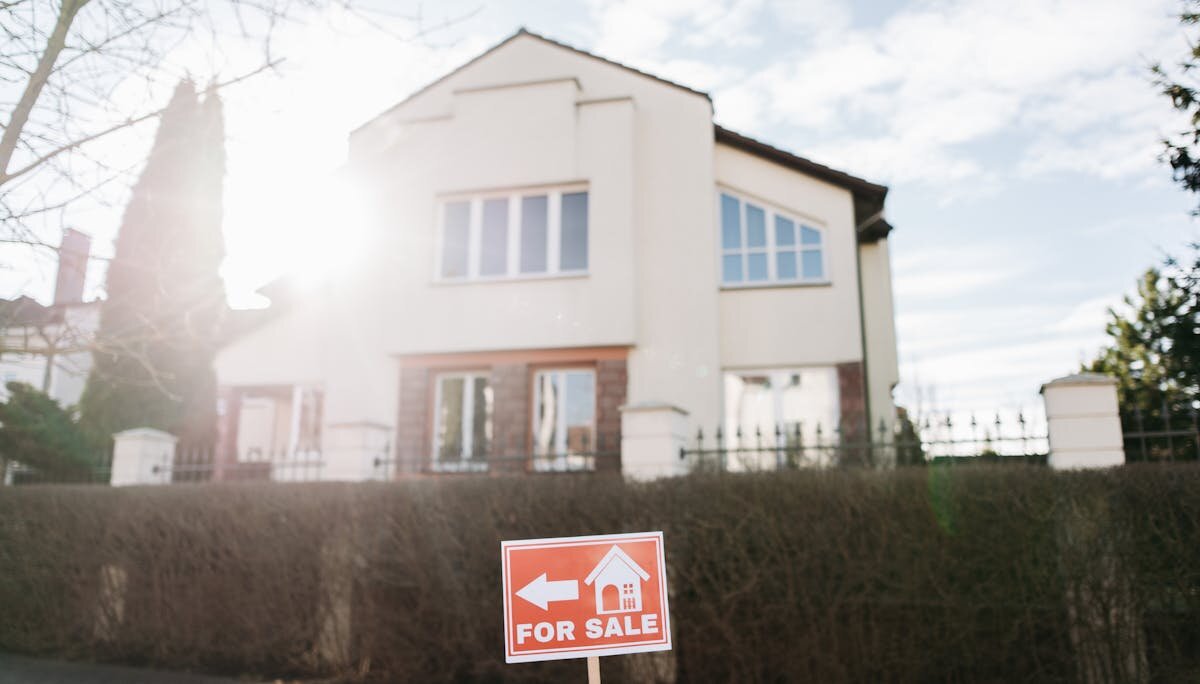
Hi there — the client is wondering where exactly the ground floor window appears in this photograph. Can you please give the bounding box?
[433,372,493,471]
[532,368,596,470]
[723,367,840,468]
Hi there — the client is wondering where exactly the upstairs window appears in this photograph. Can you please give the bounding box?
[719,191,826,287]
[438,187,588,281]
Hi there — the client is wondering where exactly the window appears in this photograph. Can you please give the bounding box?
[433,372,493,471]
[532,369,595,471]
[438,187,588,280]
[723,368,840,468]
[719,191,826,286]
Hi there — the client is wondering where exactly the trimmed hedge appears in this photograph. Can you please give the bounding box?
[0,466,1197,682]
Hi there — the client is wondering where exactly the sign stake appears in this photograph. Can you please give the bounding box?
[587,655,601,684]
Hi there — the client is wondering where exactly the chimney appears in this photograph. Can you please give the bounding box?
[53,228,91,305]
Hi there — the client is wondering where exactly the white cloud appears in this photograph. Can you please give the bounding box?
[711,0,1181,186]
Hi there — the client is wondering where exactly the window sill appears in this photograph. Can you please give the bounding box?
[720,280,832,291]
[432,271,589,286]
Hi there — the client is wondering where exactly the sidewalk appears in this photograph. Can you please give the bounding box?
[0,653,245,683]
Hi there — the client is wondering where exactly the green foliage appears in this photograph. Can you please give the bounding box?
[1154,1,1200,209]
[1087,245,1200,459]
[78,81,227,451]
[0,382,94,477]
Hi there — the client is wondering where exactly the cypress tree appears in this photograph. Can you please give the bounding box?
[79,80,227,450]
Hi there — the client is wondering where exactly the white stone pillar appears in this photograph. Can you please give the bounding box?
[322,421,393,482]
[1041,373,1125,470]
[110,428,178,486]
[620,402,690,481]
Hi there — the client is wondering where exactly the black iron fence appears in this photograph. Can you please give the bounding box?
[1121,403,1200,462]
[373,433,622,477]
[681,412,1050,470]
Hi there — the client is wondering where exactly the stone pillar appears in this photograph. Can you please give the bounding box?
[395,367,430,474]
[323,422,392,482]
[110,428,177,486]
[621,402,689,481]
[836,361,869,465]
[1041,374,1125,470]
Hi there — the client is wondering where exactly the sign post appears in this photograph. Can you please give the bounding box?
[501,531,672,674]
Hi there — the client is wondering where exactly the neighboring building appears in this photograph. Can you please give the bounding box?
[215,29,900,478]
[0,229,97,407]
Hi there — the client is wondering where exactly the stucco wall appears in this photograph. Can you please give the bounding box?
[859,238,900,432]
[713,143,864,370]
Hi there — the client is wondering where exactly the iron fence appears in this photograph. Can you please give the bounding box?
[681,412,1050,470]
[1121,403,1200,462]
[373,433,622,477]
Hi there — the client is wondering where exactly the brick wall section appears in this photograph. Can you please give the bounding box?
[836,361,868,466]
[490,363,529,473]
[596,359,627,472]
[396,367,430,474]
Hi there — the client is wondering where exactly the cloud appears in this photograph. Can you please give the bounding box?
[710,0,1181,186]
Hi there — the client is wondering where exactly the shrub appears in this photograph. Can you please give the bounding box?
[0,382,95,480]
[0,467,1196,682]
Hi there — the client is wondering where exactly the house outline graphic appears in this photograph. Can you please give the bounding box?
[584,544,651,615]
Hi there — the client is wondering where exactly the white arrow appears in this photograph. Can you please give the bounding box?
[516,573,579,610]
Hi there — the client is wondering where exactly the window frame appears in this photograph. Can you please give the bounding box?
[434,184,589,283]
[430,370,492,472]
[530,366,597,472]
[716,188,829,289]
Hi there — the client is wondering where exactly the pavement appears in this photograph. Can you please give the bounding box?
[0,653,245,683]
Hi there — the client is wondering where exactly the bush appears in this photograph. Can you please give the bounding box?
[0,382,96,480]
[0,466,1196,682]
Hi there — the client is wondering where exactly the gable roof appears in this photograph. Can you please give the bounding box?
[714,126,892,242]
[349,29,892,241]
[585,545,651,585]
[352,28,710,136]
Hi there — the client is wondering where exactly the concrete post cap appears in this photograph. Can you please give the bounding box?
[1039,373,1117,394]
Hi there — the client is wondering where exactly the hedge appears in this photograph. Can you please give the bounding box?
[0,466,1197,682]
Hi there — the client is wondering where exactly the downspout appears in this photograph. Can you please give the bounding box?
[854,210,884,465]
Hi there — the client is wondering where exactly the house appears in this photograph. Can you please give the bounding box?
[0,229,98,407]
[585,545,650,615]
[214,29,900,479]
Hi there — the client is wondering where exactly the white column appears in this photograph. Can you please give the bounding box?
[110,428,178,486]
[1041,374,1125,470]
[322,421,393,481]
[621,402,690,481]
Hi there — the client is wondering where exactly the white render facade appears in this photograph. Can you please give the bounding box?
[215,30,900,478]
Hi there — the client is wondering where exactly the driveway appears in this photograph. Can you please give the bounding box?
[0,653,245,683]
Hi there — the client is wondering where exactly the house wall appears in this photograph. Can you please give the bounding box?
[351,34,722,431]
[712,143,864,371]
[215,33,899,470]
[858,238,900,435]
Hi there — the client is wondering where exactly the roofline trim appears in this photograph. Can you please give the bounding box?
[351,28,711,136]
[714,125,888,200]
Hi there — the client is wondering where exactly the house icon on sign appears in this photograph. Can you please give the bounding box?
[584,545,651,614]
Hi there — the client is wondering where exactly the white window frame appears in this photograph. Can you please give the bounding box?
[431,371,491,472]
[717,188,829,288]
[531,368,596,472]
[435,184,589,282]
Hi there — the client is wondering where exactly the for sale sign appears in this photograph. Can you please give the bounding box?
[501,531,672,663]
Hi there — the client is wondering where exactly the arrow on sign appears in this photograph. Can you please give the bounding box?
[516,573,579,610]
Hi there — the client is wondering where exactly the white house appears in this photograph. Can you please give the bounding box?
[0,228,97,407]
[214,29,900,479]
[585,545,651,615]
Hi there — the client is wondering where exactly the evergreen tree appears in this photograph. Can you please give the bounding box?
[0,382,94,481]
[1155,0,1200,210]
[1087,245,1200,460]
[79,80,227,450]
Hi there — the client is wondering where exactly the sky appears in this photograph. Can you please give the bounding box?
[6,0,1199,418]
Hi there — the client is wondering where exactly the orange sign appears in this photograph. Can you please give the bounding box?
[501,531,672,663]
